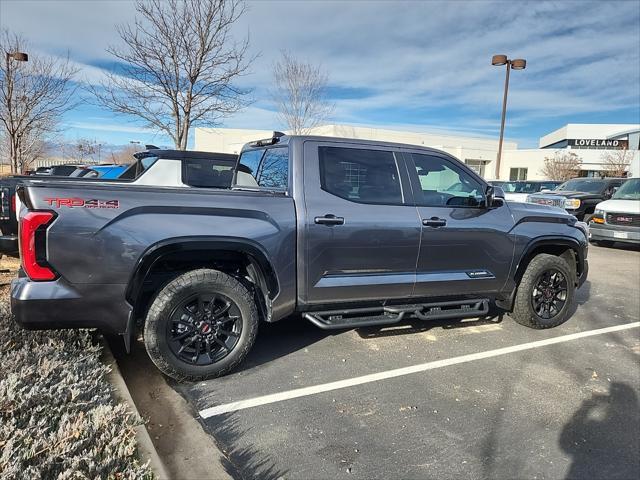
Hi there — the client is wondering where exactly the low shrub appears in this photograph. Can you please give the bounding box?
[0,297,153,479]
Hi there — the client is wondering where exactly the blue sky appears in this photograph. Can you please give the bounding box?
[1,0,639,149]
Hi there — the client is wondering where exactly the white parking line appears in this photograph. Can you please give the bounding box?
[199,322,640,419]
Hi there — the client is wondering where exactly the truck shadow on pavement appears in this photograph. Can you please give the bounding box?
[243,280,593,368]
[356,313,504,339]
[242,309,510,371]
[559,381,640,480]
[243,310,509,369]
[111,335,289,480]
[199,411,290,480]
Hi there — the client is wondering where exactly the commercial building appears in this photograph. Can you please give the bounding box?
[195,123,640,180]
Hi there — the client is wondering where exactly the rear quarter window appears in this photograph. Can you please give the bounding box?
[235,147,289,190]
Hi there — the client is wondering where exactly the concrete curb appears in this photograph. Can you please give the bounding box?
[102,338,170,480]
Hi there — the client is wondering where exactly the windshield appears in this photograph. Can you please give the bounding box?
[556,179,605,194]
[500,182,517,192]
[612,179,640,200]
[506,182,547,193]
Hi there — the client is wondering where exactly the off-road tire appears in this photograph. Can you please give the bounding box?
[144,268,258,381]
[510,253,575,329]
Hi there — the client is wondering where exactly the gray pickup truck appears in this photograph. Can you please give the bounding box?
[11,133,589,380]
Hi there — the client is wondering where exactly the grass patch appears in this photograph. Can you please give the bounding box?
[0,290,153,479]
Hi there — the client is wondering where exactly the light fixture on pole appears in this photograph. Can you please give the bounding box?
[6,51,28,62]
[492,54,526,179]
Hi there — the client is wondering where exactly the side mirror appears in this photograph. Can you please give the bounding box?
[484,185,504,208]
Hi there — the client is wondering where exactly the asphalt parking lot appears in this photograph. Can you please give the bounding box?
[162,243,639,479]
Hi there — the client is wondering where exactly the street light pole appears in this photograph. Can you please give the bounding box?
[492,55,526,179]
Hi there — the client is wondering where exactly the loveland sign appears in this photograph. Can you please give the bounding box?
[568,139,628,149]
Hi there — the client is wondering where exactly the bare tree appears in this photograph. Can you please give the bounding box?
[0,128,47,172]
[109,144,141,164]
[600,148,633,177]
[69,138,99,162]
[92,0,252,150]
[540,151,583,181]
[0,31,79,173]
[272,51,334,135]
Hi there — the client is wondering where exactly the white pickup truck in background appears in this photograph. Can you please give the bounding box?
[589,178,640,246]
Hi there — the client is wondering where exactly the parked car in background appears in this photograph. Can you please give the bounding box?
[498,180,562,203]
[70,165,130,179]
[0,176,21,257]
[94,165,130,179]
[35,164,84,176]
[1,149,237,258]
[118,149,237,187]
[11,133,589,381]
[589,178,640,246]
[526,177,626,221]
[2,165,83,257]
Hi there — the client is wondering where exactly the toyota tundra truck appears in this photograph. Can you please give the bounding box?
[11,133,589,381]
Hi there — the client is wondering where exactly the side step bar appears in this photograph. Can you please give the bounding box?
[304,299,490,330]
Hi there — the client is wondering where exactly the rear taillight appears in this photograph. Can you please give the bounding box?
[11,194,16,212]
[20,211,57,281]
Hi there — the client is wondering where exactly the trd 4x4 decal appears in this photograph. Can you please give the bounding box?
[44,197,120,209]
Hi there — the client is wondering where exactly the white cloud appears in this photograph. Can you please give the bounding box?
[64,121,156,135]
[2,0,639,144]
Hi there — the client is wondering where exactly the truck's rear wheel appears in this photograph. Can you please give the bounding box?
[510,253,575,329]
[144,268,258,381]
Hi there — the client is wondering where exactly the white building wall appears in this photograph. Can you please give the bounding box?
[194,128,276,155]
[194,123,639,181]
[195,124,517,155]
[501,148,640,180]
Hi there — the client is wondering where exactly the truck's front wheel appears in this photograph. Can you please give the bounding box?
[510,253,575,329]
[144,269,258,381]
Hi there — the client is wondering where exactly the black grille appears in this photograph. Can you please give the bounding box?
[606,212,640,227]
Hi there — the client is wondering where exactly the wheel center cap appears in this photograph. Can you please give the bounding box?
[201,323,211,334]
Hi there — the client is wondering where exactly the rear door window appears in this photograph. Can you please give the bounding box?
[318,146,403,205]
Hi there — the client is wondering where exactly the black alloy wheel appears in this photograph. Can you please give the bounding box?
[168,293,243,366]
[531,269,568,320]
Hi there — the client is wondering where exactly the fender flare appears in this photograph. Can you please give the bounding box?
[515,235,585,282]
[496,235,585,312]
[125,236,280,307]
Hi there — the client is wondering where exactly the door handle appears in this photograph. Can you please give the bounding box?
[423,217,447,227]
[314,214,345,226]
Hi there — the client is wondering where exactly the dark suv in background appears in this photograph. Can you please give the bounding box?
[526,177,626,221]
